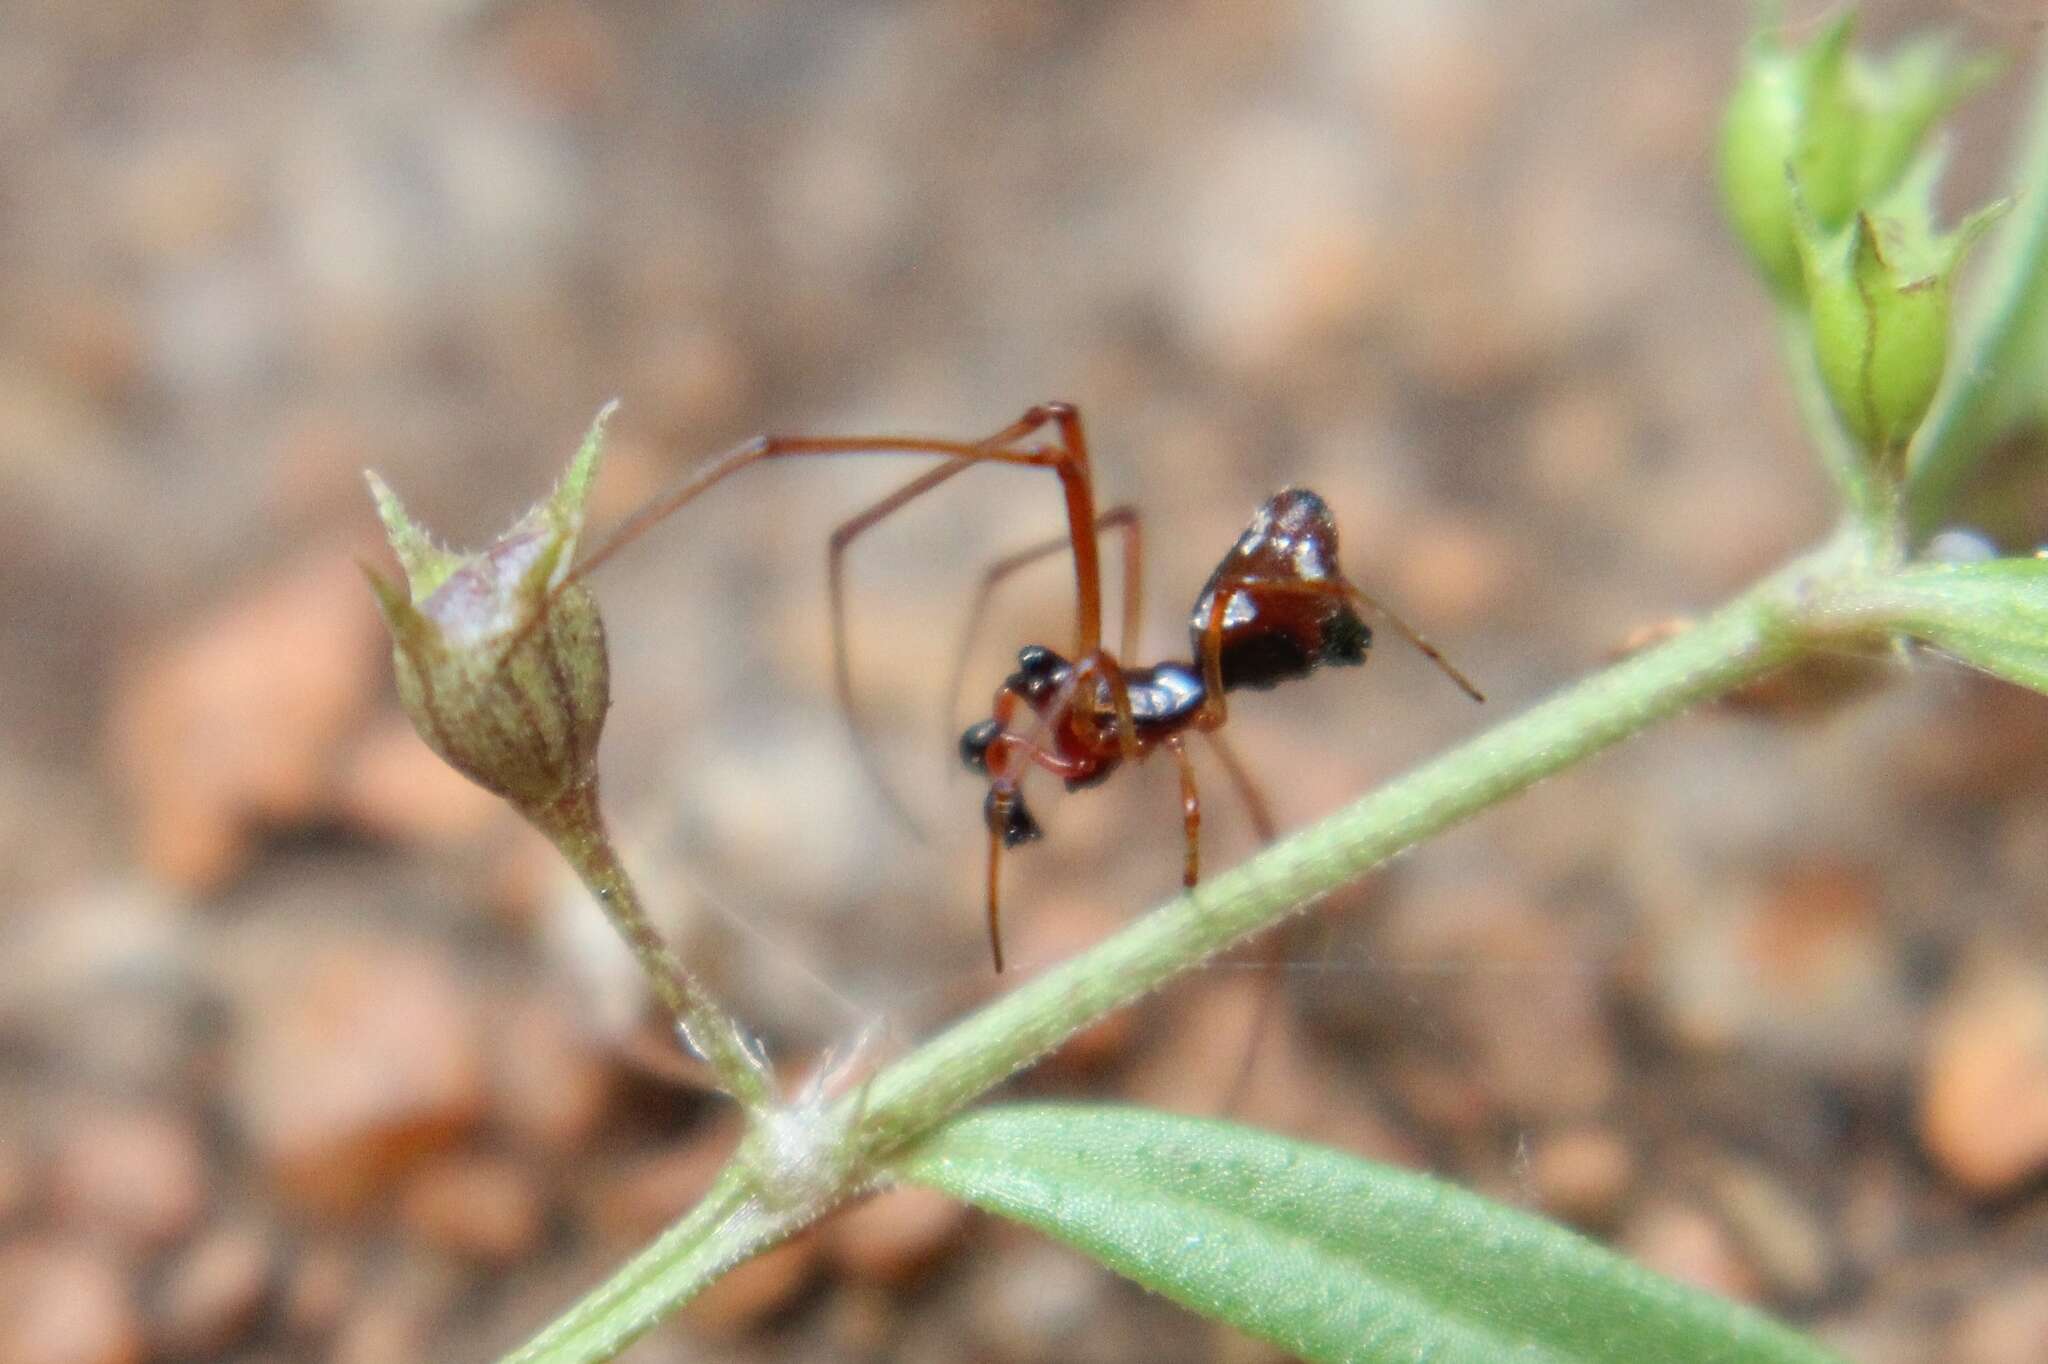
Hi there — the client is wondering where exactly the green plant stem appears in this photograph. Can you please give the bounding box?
[1907,53,2048,536]
[530,780,775,1113]
[503,1166,784,1364]
[509,537,1843,1364]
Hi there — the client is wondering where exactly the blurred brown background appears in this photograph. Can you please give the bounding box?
[4,2,2048,1361]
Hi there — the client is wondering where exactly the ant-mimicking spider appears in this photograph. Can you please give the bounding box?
[545,401,1483,972]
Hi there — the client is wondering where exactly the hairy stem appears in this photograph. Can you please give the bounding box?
[502,1166,779,1364]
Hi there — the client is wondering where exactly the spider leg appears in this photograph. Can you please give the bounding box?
[940,504,1143,765]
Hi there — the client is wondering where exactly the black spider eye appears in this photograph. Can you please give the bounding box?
[959,718,1001,774]
[1016,644,1055,675]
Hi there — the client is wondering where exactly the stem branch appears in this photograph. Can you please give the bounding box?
[532,780,776,1113]
[502,1166,781,1364]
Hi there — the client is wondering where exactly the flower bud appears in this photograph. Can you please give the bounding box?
[363,404,615,814]
[1795,157,2004,461]
[1719,12,1858,299]
[1719,10,1993,301]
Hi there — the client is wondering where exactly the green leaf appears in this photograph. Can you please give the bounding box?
[895,1105,1840,1364]
[1841,557,2048,694]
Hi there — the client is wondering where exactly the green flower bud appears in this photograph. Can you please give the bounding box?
[1795,158,2004,461]
[363,404,615,815]
[1719,9,1993,301]
[1719,12,1858,299]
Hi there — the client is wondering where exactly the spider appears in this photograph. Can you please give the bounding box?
[552,401,1481,971]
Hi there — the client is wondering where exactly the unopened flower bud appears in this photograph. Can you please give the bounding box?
[363,404,615,815]
[1795,155,2004,461]
[1719,12,1858,299]
[1719,10,1993,301]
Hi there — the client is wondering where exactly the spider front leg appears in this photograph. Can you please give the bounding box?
[972,718,1097,974]
[940,504,1144,761]
[805,409,1134,825]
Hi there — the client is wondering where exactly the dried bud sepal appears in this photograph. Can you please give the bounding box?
[363,404,615,817]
